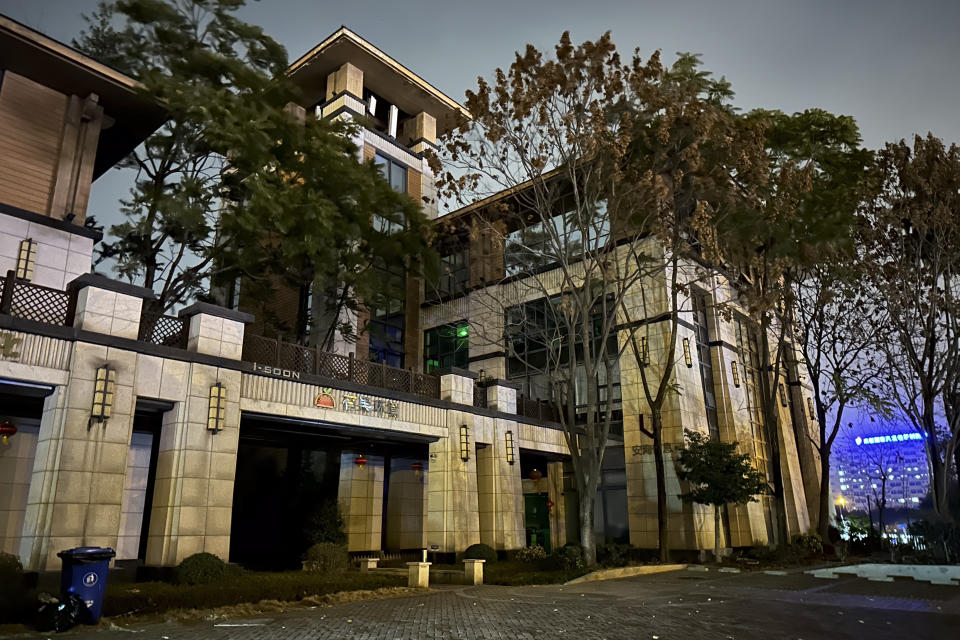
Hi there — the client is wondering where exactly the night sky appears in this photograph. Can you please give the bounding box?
[3,0,959,228]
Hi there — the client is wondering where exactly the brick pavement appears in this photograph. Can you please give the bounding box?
[7,569,959,640]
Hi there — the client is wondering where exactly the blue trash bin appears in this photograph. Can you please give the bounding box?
[57,546,115,623]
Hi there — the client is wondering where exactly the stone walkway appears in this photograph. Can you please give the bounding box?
[7,568,960,639]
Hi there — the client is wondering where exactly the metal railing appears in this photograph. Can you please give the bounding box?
[517,395,561,423]
[473,382,488,408]
[0,270,71,326]
[243,334,441,399]
[138,311,188,348]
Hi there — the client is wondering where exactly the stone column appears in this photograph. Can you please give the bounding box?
[463,558,484,585]
[476,379,524,551]
[408,112,437,154]
[144,303,250,565]
[426,369,481,554]
[19,276,153,570]
[384,457,426,550]
[338,453,385,553]
[547,460,567,550]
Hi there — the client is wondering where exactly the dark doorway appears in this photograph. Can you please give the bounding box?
[524,493,551,551]
[124,400,165,563]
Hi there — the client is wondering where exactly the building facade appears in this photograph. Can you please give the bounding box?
[0,18,821,572]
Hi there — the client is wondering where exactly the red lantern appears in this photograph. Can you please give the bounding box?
[411,461,424,477]
[0,421,16,445]
[529,468,542,481]
[546,499,555,511]
[355,454,368,468]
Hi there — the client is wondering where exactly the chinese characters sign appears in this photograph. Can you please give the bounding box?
[314,387,399,418]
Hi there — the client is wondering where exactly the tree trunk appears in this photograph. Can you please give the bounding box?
[652,412,670,562]
[759,314,789,548]
[817,452,832,540]
[579,490,597,567]
[714,504,722,563]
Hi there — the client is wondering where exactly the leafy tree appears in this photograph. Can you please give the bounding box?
[677,430,769,562]
[705,108,869,547]
[863,135,960,519]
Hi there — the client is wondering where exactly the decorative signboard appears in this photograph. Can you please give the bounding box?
[314,387,399,418]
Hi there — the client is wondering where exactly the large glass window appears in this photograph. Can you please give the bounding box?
[427,248,470,301]
[734,316,770,477]
[368,260,405,368]
[423,322,469,373]
[504,202,610,276]
[373,153,408,234]
[692,292,719,438]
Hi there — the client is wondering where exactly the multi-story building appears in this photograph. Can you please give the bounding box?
[0,17,821,572]
[831,427,929,513]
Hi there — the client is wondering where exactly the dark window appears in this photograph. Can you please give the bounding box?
[692,292,719,438]
[373,153,408,234]
[504,203,610,277]
[423,322,469,373]
[427,247,470,301]
[369,261,405,368]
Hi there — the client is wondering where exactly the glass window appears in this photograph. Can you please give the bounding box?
[368,260,405,368]
[504,202,610,276]
[734,316,770,478]
[374,153,408,234]
[427,248,470,301]
[692,292,719,438]
[423,322,469,373]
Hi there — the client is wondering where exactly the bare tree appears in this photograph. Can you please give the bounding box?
[864,135,960,519]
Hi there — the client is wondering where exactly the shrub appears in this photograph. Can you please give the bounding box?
[908,520,960,563]
[463,543,497,564]
[513,546,547,563]
[791,534,823,556]
[104,571,403,617]
[596,543,631,567]
[303,500,346,546]
[173,552,236,585]
[302,543,349,573]
[0,552,27,623]
[552,543,584,570]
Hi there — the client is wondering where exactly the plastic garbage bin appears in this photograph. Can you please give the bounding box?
[57,546,115,623]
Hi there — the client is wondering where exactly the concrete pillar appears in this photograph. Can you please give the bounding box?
[547,461,567,549]
[407,561,430,588]
[144,363,241,566]
[408,112,437,154]
[384,457,426,550]
[463,558,484,585]
[338,453,385,553]
[19,276,151,570]
[178,303,252,360]
[359,557,379,571]
[476,419,524,551]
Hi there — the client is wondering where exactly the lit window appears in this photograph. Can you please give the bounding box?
[16,239,37,280]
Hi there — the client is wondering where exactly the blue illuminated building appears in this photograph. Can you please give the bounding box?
[831,428,929,514]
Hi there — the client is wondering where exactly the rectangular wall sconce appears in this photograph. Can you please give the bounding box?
[640,336,649,366]
[505,430,515,464]
[459,424,470,461]
[16,238,37,281]
[682,338,692,367]
[91,365,116,421]
[778,383,788,407]
[730,361,740,388]
[208,383,227,432]
[807,396,816,420]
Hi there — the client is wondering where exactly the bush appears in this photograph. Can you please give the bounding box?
[513,546,547,563]
[303,500,346,546]
[302,543,349,573]
[552,543,584,570]
[104,571,403,617]
[463,543,497,564]
[0,552,27,623]
[791,534,823,556]
[596,543,632,567]
[908,520,960,563]
[173,552,237,586]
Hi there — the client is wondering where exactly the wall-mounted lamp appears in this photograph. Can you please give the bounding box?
[730,361,740,388]
[479,369,486,383]
[682,338,692,367]
[355,454,368,468]
[640,336,649,366]
[807,396,816,420]
[505,430,515,464]
[0,420,17,445]
[16,238,37,281]
[207,382,226,432]
[778,383,788,407]
[91,365,116,422]
[412,461,424,478]
[459,425,470,461]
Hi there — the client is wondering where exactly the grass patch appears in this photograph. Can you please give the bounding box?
[103,570,405,617]
[484,560,589,585]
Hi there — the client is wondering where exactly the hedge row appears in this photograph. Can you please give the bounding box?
[103,571,404,617]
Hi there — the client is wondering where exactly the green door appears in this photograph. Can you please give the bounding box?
[524,493,552,553]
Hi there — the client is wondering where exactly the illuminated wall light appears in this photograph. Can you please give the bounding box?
[91,365,116,421]
[682,338,692,367]
[459,425,470,461]
[207,382,227,432]
[778,383,788,407]
[730,361,740,388]
[505,430,515,464]
[16,238,37,281]
[640,336,649,366]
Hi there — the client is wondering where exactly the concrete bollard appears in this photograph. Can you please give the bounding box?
[359,558,379,572]
[407,562,431,588]
[463,559,485,585]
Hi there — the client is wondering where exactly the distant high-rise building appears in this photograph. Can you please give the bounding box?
[831,427,929,513]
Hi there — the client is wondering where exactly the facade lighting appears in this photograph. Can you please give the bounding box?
[505,430,515,464]
[682,338,692,367]
[459,425,470,461]
[207,382,226,432]
[16,239,37,281]
[640,336,649,366]
[730,361,740,388]
[91,365,116,421]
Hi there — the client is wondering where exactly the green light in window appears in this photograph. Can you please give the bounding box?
[457,325,469,338]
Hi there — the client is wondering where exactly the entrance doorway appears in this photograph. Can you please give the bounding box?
[116,400,165,562]
[524,493,551,551]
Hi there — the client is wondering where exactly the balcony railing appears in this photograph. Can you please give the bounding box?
[0,271,71,326]
[517,395,561,423]
[473,382,488,408]
[243,334,441,399]
[138,311,188,349]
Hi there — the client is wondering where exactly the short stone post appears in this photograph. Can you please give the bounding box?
[359,557,379,572]
[178,302,253,359]
[407,561,431,588]
[463,559,485,585]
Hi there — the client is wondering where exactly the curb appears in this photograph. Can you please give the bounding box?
[564,564,688,585]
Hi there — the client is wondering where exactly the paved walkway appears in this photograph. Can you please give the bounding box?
[7,569,960,639]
